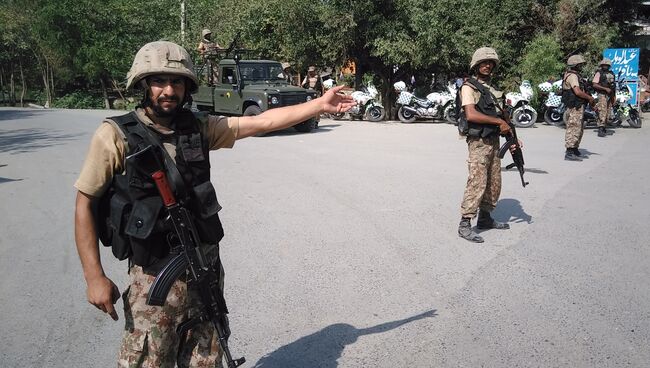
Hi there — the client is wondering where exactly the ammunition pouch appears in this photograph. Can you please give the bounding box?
[94,110,224,270]
[457,78,500,138]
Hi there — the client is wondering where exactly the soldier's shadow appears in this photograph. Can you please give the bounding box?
[253,310,437,368]
[491,198,532,224]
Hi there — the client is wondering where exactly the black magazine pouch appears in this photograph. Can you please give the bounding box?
[192,181,224,244]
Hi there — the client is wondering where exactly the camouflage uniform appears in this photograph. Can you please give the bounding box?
[118,266,225,368]
[593,67,615,128]
[563,71,585,149]
[595,94,610,127]
[565,105,585,149]
[460,135,502,218]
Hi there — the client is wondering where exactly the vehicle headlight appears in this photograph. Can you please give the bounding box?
[271,96,280,105]
[306,95,313,102]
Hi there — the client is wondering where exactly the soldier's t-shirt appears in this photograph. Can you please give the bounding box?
[592,71,615,93]
[74,108,239,197]
[563,72,580,90]
[460,79,500,107]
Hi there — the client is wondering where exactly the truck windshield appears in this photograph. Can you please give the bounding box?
[239,63,285,82]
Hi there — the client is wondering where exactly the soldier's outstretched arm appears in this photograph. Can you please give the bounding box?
[74,191,120,321]
[236,85,355,138]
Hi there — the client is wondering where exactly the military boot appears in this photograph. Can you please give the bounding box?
[564,149,582,161]
[572,148,587,158]
[477,210,510,230]
[597,127,607,137]
[458,218,484,243]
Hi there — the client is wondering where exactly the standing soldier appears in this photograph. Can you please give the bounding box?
[562,54,596,161]
[73,41,354,368]
[592,58,616,137]
[302,66,325,96]
[456,47,515,243]
[197,28,221,57]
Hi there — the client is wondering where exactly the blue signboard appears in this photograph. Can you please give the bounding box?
[603,48,640,81]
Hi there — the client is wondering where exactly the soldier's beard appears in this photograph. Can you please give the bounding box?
[150,96,182,117]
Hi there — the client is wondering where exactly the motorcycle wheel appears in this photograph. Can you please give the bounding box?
[627,110,642,128]
[642,103,650,113]
[609,109,623,127]
[512,105,537,128]
[443,104,458,125]
[543,108,564,126]
[398,106,417,123]
[365,106,385,122]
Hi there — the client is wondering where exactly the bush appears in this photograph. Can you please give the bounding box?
[520,34,565,87]
[53,92,105,109]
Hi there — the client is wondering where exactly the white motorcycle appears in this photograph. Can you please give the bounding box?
[538,80,564,126]
[610,75,642,128]
[505,80,538,128]
[348,85,385,122]
[426,82,459,124]
[394,81,457,123]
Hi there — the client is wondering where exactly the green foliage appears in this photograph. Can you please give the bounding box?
[52,92,104,109]
[0,0,643,112]
[520,34,565,86]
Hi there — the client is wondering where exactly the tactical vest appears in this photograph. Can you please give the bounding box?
[596,69,615,90]
[456,78,500,138]
[561,70,587,109]
[95,110,224,273]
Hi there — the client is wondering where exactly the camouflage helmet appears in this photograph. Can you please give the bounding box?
[126,41,198,93]
[567,54,586,66]
[599,58,612,67]
[202,29,212,38]
[470,47,499,71]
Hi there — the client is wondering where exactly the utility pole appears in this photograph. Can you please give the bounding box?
[180,0,186,42]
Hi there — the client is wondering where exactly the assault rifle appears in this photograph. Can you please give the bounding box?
[495,105,528,187]
[126,145,246,368]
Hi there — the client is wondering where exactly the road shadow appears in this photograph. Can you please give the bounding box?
[502,167,548,174]
[0,176,23,184]
[491,198,532,224]
[0,109,47,121]
[253,310,437,368]
[0,128,82,154]
[257,125,337,137]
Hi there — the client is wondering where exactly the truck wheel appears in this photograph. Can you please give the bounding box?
[294,119,317,133]
[243,105,262,116]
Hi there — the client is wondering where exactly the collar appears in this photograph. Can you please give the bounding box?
[135,107,175,136]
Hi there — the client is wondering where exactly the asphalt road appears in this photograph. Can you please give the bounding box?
[1,107,648,368]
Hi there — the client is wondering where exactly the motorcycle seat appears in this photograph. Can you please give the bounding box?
[412,96,432,108]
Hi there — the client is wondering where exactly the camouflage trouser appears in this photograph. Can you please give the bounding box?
[565,106,585,149]
[596,93,610,127]
[117,265,224,368]
[460,135,501,218]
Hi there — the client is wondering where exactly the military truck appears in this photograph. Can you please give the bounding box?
[192,56,319,132]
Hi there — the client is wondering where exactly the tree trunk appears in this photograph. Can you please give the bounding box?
[10,66,16,106]
[100,77,110,109]
[19,59,26,107]
[0,67,5,103]
[49,63,54,105]
[112,78,125,101]
[354,60,364,89]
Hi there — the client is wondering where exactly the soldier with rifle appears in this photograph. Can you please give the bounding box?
[455,47,524,243]
[561,54,596,161]
[592,58,616,138]
[73,41,354,368]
